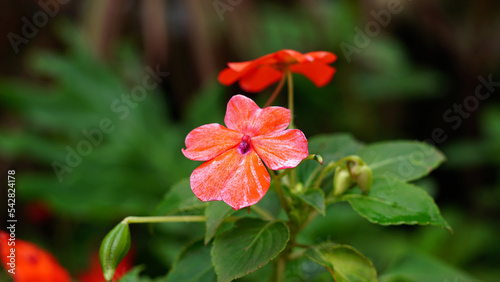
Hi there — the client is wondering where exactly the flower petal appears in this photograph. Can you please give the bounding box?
[227,61,252,72]
[218,68,242,86]
[251,129,309,170]
[221,150,270,209]
[0,231,71,282]
[182,123,242,161]
[239,65,283,92]
[252,106,291,136]
[304,51,337,64]
[219,54,278,87]
[224,95,291,137]
[190,148,242,202]
[289,62,336,88]
[275,49,307,63]
[224,95,260,133]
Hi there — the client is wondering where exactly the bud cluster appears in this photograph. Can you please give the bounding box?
[333,156,373,196]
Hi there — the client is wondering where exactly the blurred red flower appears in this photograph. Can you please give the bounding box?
[25,201,52,224]
[218,49,337,92]
[78,250,133,282]
[0,231,71,282]
[182,95,308,209]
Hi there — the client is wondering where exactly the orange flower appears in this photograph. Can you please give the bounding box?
[218,49,337,92]
[78,250,133,282]
[182,95,308,209]
[0,231,71,282]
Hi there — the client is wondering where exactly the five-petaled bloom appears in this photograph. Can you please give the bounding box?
[218,49,337,92]
[182,95,308,209]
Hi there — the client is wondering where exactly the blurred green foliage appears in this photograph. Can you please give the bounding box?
[0,26,190,220]
[0,0,499,281]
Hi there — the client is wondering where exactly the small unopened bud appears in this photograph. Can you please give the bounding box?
[313,154,324,165]
[333,166,354,196]
[100,222,131,281]
[350,164,373,194]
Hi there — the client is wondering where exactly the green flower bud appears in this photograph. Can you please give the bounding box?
[333,166,354,196]
[100,222,131,281]
[350,164,373,194]
[313,154,324,165]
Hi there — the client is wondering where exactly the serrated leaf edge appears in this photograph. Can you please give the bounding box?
[211,219,290,282]
[342,177,452,232]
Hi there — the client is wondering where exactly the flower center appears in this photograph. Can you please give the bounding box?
[237,135,251,155]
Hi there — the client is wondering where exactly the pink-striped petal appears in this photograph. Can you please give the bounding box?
[224,95,260,133]
[182,123,242,161]
[190,148,242,202]
[251,107,290,136]
[221,150,270,209]
[251,129,309,170]
[224,95,291,137]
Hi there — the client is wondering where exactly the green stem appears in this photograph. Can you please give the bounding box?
[313,155,363,188]
[122,215,239,224]
[273,256,286,282]
[287,70,295,129]
[299,197,341,231]
[314,162,336,188]
[269,170,291,215]
[299,210,319,231]
[277,154,322,181]
[251,205,275,221]
[288,249,307,261]
[286,70,297,193]
[264,74,287,107]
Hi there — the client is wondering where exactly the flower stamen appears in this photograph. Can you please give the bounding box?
[238,135,251,155]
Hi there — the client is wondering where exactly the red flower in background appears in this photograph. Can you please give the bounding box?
[0,231,71,282]
[182,95,308,209]
[25,201,52,224]
[78,250,134,282]
[218,49,337,92]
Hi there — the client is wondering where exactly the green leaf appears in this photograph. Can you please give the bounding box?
[212,218,289,281]
[167,240,217,282]
[117,265,145,282]
[151,179,206,216]
[204,202,235,244]
[357,141,445,182]
[341,177,451,231]
[306,243,377,282]
[296,188,326,215]
[379,252,478,282]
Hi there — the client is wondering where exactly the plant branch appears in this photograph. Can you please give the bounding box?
[251,205,275,221]
[287,70,295,129]
[269,169,291,216]
[122,215,240,225]
[264,74,287,107]
[313,155,363,188]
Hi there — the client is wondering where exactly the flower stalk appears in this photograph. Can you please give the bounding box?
[264,74,287,107]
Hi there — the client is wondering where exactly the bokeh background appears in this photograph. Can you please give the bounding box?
[1,0,499,281]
